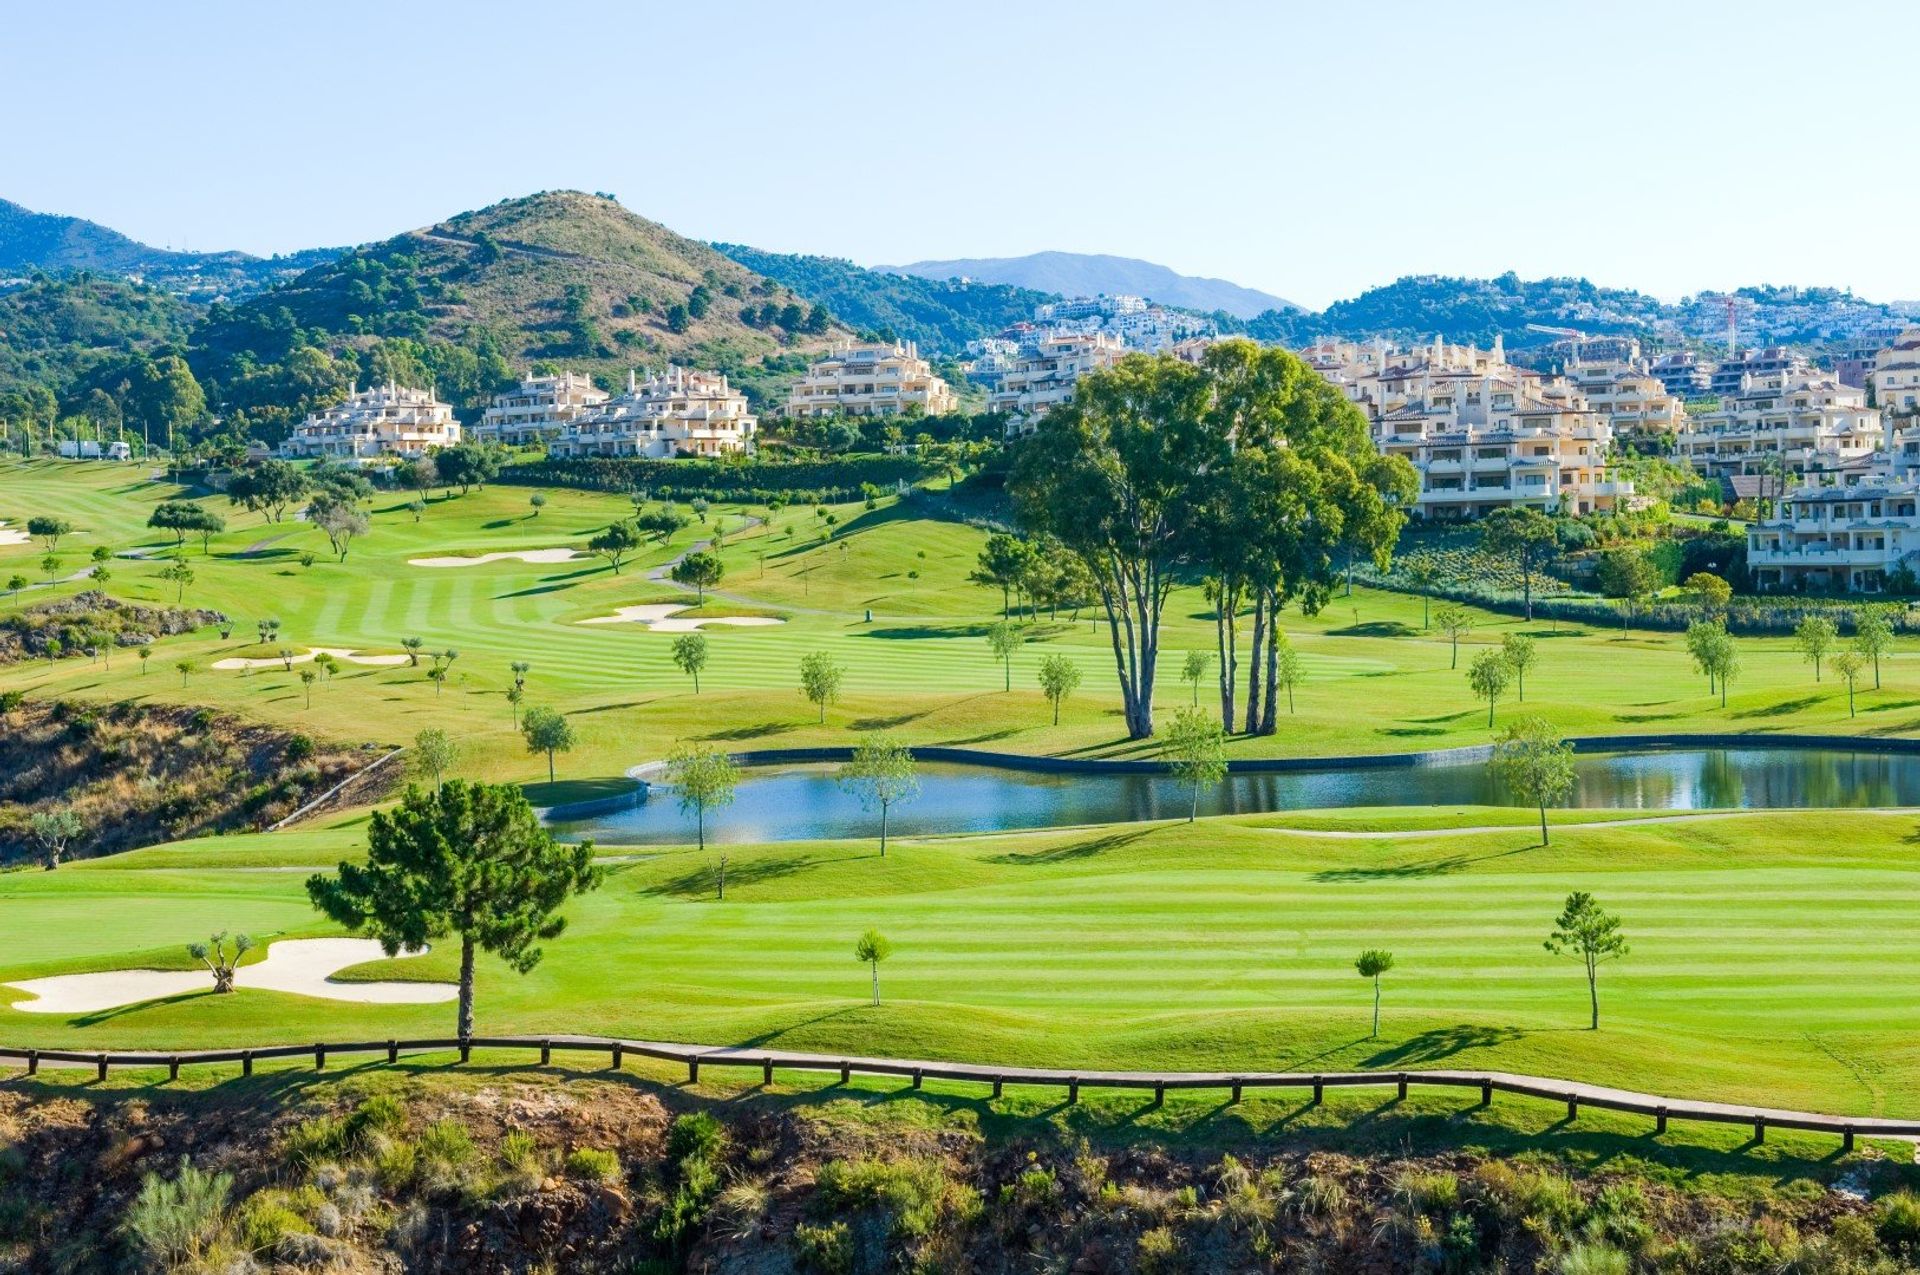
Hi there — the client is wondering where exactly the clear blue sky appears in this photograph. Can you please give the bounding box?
[5,0,1915,308]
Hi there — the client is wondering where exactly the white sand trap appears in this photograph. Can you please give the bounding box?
[0,522,28,547]
[409,548,586,568]
[211,645,411,671]
[5,938,454,1015]
[578,603,784,632]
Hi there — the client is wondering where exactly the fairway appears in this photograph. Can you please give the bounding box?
[6,459,1920,1122]
[0,808,1917,1122]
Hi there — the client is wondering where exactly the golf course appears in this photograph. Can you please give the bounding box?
[2,455,1918,1122]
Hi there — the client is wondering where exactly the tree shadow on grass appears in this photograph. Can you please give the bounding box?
[850,709,936,731]
[985,827,1153,865]
[1377,726,1447,738]
[644,853,865,899]
[867,623,995,640]
[1327,621,1417,638]
[70,988,215,1028]
[729,1005,862,1050]
[694,721,796,742]
[1311,841,1538,883]
[493,581,583,599]
[1732,695,1823,719]
[1363,1024,1525,1066]
[1409,709,1477,724]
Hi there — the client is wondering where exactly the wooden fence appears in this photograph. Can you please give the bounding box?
[3,1036,1913,1153]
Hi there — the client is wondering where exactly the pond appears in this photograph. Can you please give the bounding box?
[549,747,1920,846]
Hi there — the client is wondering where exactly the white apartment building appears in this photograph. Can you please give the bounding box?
[554,366,756,459]
[1035,294,1147,322]
[1673,372,1882,479]
[1567,360,1685,434]
[991,331,1125,433]
[1748,474,1920,593]
[280,383,460,460]
[785,341,957,418]
[471,372,609,446]
[1319,336,1632,519]
[1870,329,1920,420]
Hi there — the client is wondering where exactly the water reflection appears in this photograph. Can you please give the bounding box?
[553,749,1920,846]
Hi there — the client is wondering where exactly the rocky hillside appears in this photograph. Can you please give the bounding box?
[0,698,391,863]
[2,1070,1915,1273]
[191,192,854,421]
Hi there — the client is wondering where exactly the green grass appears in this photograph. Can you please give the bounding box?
[7,461,1920,1123]
[3,808,1919,1124]
[9,456,1920,804]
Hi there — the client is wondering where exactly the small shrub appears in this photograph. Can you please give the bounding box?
[374,1140,419,1192]
[346,1094,406,1140]
[417,1119,473,1168]
[234,1191,309,1252]
[794,1219,852,1274]
[564,1147,620,1183]
[282,1116,348,1170]
[1876,1191,1920,1252]
[667,1111,725,1163]
[1394,1168,1459,1216]
[498,1131,539,1173]
[1137,1225,1180,1273]
[819,1157,956,1241]
[121,1157,232,1269]
[1296,1173,1348,1220]
[283,734,315,763]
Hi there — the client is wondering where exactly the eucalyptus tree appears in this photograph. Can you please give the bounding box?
[666,741,739,852]
[1468,648,1510,727]
[1493,715,1576,845]
[986,620,1023,691]
[1165,706,1228,822]
[1794,614,1837,682]
[1037,653,1082,725]
[1853,607,1895,689]
[1434,604,1473,670]
[1501,633,1537,701]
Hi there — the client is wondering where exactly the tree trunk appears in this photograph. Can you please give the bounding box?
[1371,978,1380,1038]
[458,937,476,1040]
[1215,578,1240,731]
[870,960,880,1006]
[1189,780,1200,823]
[1243,591,1264,736]
[547,751,556,784]
[696,806,705,852]
[1259,592,1281,736]
[1539,804,1549,846]
[879,802,888,856]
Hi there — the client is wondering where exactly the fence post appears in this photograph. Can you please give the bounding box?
[540,1040,551,1067]
[25,1050,37,1077]
[1656,1107,1668,1135]
[1068,1077,1080,1105]
[610,1043,623,1070]
[763,1057,774,1086]
[1312,1076,1323,1105]
[387,1040,398,1065]
[911,1068,923,1091]
[1480,1079,1492,1107]
[688,1058,700,1084]
[1844,1126,1856,1153]
[95,1055,107,1083]
[992,1076,1004,1100]
[1753,1119,1765,1144]
[1566,1096,1578,1122]
[839,1061,850,1085]
[314,1044,326,1071]
[242,1050,253,1078]
[1397,1073,1408,1101]
[1153,1082,1164,1107]
[169,1057,180,1083]
[1231,1080,1243,1104]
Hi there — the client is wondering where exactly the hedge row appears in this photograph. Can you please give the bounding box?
[499,455,935,504]
[1364,570,1920,635]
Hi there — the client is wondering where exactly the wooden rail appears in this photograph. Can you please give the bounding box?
[1,1036,1911,1152]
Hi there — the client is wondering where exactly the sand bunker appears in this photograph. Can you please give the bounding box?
[0,522,28,547]
[409,548,586,568]
[211,646,411,671]
[5,938,454,1015]
[578,604,783,632]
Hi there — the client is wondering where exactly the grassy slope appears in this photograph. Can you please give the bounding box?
[2,808,1919,1123]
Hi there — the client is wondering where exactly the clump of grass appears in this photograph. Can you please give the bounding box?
[711,1179,771,1242]
[416,1119,473,1169]
[121,1157,231,1270]
[655,1112,727,1258]
[819,1156,975,1242]
[564,1147,620,1184]
[1877,1190,1920,1254]
[1137,1225,1180,1273]
[1393,1167,1459,1216]
[234,1190,310,1252]
[498,1131,539,1175]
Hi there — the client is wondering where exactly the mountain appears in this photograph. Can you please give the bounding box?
[1238,273,1668,351]
[189,191,854,435]
[881,251,1299,319]
[0,197,339,298]
[714,244,1053,353]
